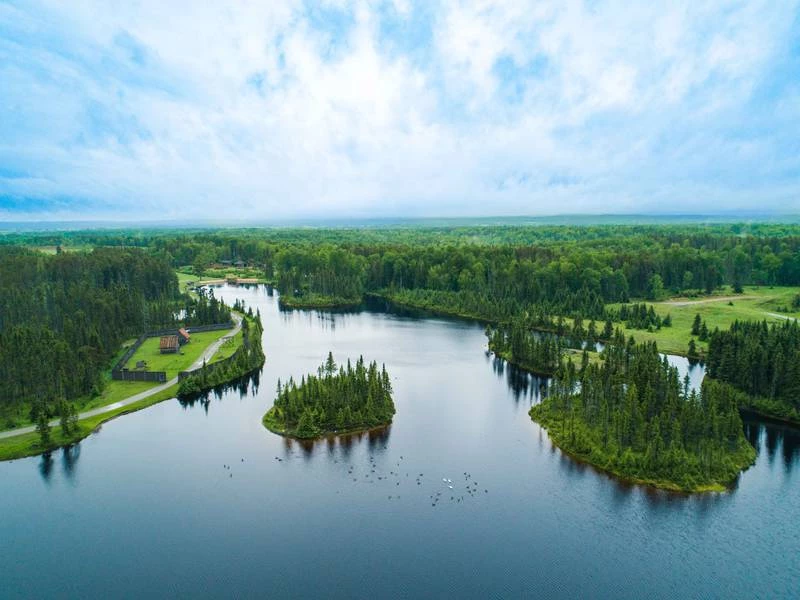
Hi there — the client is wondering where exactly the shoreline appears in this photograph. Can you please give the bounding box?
[0,384,180,462]
[529,405,757,494]
[0,314,246,461]
[531,419,742,494]
[262,406,391,441]
[278,296,363,310]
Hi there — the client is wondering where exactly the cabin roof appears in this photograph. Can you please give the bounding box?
[177,328,190,340]
[160,335,179,349]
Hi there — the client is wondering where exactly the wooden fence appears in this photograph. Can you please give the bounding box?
[111,321,234,382]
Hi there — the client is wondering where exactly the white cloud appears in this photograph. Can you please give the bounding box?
[0,0,799,220]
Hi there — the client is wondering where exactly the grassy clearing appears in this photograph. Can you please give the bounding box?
[262,406,388,440]
[0,384,180,462]
[125,329,231,378]
[211,328,243,363]
[611,285,800,356]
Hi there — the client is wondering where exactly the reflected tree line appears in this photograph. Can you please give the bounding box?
[743,418,800,471]
[38,444,81,483]
[178,368,263,414]
[277,424,392,461]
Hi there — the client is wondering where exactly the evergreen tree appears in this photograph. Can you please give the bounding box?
[264,354,395,439]
[691,314,702,336]
[36,409,51,446]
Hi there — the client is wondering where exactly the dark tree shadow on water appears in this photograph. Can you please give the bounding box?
[277,425,393,463]
[61,444,81,482]
[743,415,800,474]
[177,369,263,413]
[38,451,54,484]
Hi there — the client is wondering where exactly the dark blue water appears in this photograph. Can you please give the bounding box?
[2,285,798,599]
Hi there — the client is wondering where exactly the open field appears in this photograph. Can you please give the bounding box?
[211,327,243,363]
[124,329,233,378]
[611,285,800,356]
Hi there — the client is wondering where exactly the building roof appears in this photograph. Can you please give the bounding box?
[177,328,190,340]
[160,335,179,350]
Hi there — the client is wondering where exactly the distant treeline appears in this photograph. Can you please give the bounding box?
[0,247,228,420]
[7,226,800,311]
[148,227,800,318]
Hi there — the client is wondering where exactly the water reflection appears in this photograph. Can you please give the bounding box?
[487,353,548,404]
[279,425,393,460]
[177,369,263,412]
[37,444,82,484]
[61,444,81,482]
[38,451,54,483]
[744,416,800,473]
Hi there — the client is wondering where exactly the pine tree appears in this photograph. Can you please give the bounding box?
[59,400,71,436]
[36,409,51,446]
[691,314,702,336]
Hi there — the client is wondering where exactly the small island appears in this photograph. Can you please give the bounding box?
[263,353,395,439]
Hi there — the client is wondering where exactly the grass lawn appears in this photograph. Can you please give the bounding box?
[609,285,800,356]
[124,329,232,378]
[177,271,197,293]
[211,327,242,363]
[81,380,160,410]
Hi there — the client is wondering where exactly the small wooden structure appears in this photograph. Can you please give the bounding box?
[177,328,191,345]
[160,335,179,354]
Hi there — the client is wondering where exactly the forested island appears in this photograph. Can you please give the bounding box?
[263,353,395,439]
[530,338,756,492]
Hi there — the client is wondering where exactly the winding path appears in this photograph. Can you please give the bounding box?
[0,314,243,440]
[662,295,755,307]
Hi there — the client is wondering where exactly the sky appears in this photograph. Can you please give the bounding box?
[1,0,799,222]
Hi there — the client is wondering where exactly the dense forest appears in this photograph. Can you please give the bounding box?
[7,224,800,316]
[0,247,230,425]
[263,353,395,439]
[706,320,800,423]
[530,338,756,491]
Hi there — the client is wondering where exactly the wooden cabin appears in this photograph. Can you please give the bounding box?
[160,335,179,354]
[177,328,191,345]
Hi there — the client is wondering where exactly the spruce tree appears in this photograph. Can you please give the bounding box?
[691,314,702,336]
[36,409,51,446]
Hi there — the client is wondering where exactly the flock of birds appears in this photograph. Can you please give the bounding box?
[430,472,487,507]
[259,450,489,507]
[223,458,246,477]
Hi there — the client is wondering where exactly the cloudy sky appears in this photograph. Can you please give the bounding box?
[1,0,799,221]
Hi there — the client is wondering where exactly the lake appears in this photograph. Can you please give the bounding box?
[1,284,798,599]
